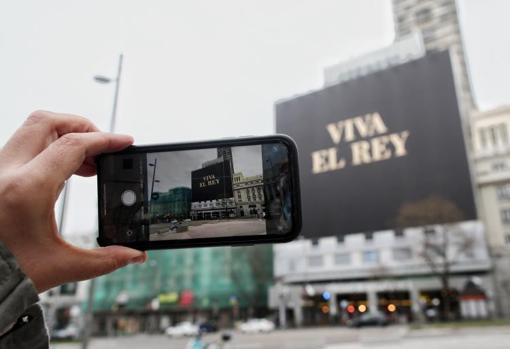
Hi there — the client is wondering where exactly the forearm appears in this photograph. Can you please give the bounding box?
[0,241,48,348]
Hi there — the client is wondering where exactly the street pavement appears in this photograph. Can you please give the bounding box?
[51,325,510,349]
[149,219,266,241]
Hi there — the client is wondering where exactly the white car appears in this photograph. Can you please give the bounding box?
[238,319,275,334]
[51,325,80,340]
[165,321,199,338]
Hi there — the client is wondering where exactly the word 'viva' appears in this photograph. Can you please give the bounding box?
[312,112,410,174]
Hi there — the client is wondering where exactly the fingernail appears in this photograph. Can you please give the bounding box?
[130,255,146,264]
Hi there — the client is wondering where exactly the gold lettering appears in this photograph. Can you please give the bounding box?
[353,116,370,138]
[326,122,344,144]
[317,113,403,171]
[311,149,330,174]
[327,113,388,144]
[390,130,410,157]
[351,141,372,165]
[327,147,346,171]
[370,135,392,162]
[311,147,346,174]
[343,119,355,142]
[326,119,355,143]
[368,112,388,136]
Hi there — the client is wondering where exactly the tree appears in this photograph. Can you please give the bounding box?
[396,196,475,321]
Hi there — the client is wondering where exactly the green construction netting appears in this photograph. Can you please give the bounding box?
[92,245,273,311]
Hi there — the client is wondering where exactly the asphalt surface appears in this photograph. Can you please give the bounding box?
[51,325,510,349]
[149,219,266,241]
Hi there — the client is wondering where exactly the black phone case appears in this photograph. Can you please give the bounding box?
[96,135,301,250]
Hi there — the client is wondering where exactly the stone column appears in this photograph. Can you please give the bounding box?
[409,282,424,323]
[293,302,304,327]
[329,292,338,320]
[368,289,378,315]
[278,296,287,328]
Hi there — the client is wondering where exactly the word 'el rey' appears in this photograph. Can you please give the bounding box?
[199,174,220,188]
[311,112,410,174]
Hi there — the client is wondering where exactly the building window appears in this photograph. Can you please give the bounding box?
[505,234,510,245]
[422,27,435,42]
[497,185,510,201]
[393,247,412,261]
[479,128,488,149]
[493,161,507,171]
[307,255,323,267]
[334,253,351,265]
[479,125,509,150]
[424,227,436,236]
[415,8,432,24]
[501,208,510,225]
[490,126,498,147]
[363,250,379,264]
[500,123,509,146]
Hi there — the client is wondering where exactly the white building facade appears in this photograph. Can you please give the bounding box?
[472,106,510,317]
[269,223,492,327]
[233,172,265,218]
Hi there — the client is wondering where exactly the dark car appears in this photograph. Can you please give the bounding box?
[199,321,219,333]
[349,312,390,328]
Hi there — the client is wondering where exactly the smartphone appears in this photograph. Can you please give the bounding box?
[96,135,301,250]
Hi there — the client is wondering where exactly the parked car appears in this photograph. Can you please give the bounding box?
[348,312,390,328]
[51,325,80,340]
[199,321,218,333]
[238,319,275,333]
[165,321,199,338]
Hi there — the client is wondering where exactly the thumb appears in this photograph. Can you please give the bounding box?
[62,245,147,282]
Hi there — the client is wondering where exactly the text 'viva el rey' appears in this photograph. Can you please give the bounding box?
[311,112,410,174]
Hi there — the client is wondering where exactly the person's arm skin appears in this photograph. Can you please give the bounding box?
[0,110,147,293]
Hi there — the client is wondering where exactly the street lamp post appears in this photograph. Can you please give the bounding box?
[94,54,123,132]
[148,159,159,221]
[82,53,123,349]
[149,158,159,200]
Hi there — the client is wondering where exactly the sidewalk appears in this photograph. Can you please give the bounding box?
[324,325,510,349]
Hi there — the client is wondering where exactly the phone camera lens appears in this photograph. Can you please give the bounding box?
[121,189,137,206]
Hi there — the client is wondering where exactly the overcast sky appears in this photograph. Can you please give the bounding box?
[1,1,509,238]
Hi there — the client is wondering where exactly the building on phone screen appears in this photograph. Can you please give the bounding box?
[190,147,265,220]
[233,172,265,218]
[150,187,192,222]
[190,151,236,220]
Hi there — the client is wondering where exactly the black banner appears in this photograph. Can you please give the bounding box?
[191,160,233,202]
[276,51,476,238]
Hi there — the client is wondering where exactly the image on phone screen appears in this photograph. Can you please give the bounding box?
[99,142,294,244]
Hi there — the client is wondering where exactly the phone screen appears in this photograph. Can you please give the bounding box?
[99,142,294,244]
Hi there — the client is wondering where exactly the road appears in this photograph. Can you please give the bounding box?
[51,326,510,349]
[149,219,266,241]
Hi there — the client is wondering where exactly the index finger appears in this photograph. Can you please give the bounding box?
[24,131,133,190]
[0,110,99,167]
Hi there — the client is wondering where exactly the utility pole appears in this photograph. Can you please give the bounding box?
[81,53,123,349]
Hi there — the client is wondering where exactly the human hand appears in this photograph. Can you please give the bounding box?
[0,110,147,292]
